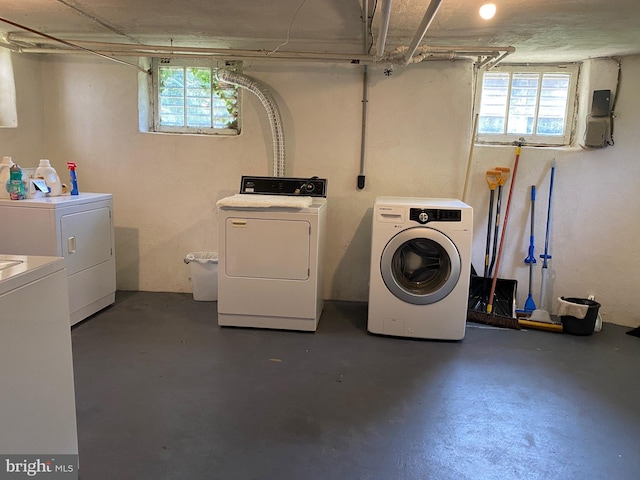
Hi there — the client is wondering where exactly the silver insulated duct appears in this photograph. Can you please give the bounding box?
[215,69,285,177]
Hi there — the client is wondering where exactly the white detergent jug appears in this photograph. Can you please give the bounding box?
[34,159,62,196]
[0,156,14,199]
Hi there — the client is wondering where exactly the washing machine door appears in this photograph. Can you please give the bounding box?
[380,227,461,305]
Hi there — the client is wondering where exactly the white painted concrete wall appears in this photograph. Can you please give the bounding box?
[2,52,639,327]
[470,56,640,327]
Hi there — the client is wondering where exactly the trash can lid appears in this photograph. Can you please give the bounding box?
[184,252,218,264]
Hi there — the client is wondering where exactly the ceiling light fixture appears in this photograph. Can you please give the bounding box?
[479,3,497,20]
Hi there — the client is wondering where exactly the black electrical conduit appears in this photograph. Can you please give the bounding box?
[358,0,370,190]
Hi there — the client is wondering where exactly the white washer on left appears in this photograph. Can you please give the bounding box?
[0,255,78,459]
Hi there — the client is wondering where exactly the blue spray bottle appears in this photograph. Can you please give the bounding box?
[67,162,79,195]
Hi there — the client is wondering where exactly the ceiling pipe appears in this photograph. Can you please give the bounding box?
[4,34,373,64]
[0,16,146,72]
[4,33,514,67]
[403,0,443,65]
[7,43,513,67]
[375,0,393,59]
[485,49,514,69]
[363,0,369,53]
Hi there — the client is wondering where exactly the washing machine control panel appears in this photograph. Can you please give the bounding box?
[410,208,462,224]
[240,176,328,197]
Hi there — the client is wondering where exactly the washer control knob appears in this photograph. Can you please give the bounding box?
[418,211,429,224]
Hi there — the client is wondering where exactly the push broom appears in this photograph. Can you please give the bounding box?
[468,142,523,329]
[468,169,517,315]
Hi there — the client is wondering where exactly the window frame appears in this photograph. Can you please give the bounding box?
[151,58,241,136]
[474,63,580,146]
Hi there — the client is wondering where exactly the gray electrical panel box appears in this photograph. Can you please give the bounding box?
[591,90,611,117]
[584,118,609,147]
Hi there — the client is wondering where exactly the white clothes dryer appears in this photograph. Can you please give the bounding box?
[368,197,473,340]
[217,176,328,332]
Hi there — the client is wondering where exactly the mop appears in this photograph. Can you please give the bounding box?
[517,185,537,314]
[529,160,556,324]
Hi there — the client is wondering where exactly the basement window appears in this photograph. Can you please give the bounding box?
[151,58,240,135]
[475,64,579,146]
[0,49,18,128]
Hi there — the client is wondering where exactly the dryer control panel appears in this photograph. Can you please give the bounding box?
[240,176,328,197]
[410,208,462,224]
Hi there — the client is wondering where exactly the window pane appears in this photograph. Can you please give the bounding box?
[186,68,212,128]
[155,61,240,133]
[159,67,185,127]
[507,73,539,134]
[478,73,509,134]
[537,73,570,135]
[476,66,575,145]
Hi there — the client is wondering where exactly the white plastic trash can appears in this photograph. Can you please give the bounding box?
[184,252,218,301]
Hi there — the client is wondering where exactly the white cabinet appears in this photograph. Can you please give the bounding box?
[0,193,116,325]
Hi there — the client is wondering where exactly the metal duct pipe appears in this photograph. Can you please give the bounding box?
[216,70,285,177]
[375,0,393,59]
[403,0,443,65]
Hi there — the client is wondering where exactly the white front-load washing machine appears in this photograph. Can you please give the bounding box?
[368,196,473,340]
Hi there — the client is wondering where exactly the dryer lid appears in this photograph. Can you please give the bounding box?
[217,194,313,209]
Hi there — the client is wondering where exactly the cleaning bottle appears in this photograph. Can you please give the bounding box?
[67,162,79,195]
[7,164,26,200]
[34,159,62,196]
[0,156,14,199]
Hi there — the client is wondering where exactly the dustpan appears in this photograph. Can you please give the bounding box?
[468,274,517,317]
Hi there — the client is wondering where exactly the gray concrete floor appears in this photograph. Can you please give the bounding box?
[71,291,640,480]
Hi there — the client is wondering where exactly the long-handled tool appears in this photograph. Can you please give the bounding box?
[468,169,517,316]
[468,142,523,329]
[521,185,537,313]
[462,113,480,204]
[488,165,517,317]
[483,170,502,279]
[530,160,556,324]
[479,170,502,312]
[488,166,510,278]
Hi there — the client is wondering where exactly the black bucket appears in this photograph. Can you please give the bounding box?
[560,297,601,336]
